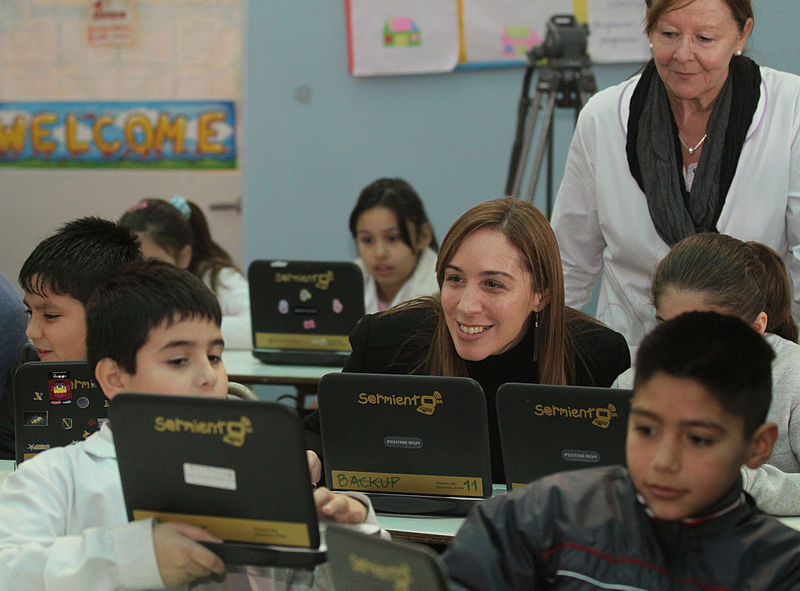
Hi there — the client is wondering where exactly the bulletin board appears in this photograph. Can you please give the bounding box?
[0,0,241,167]
[0,0,241,102]
[346,0,650,77]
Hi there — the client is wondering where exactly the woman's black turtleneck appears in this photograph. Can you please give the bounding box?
[304,305,630,483]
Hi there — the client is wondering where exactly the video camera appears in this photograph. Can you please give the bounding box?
[528,14,590,68]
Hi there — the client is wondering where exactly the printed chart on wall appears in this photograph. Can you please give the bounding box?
[346,0,649,77]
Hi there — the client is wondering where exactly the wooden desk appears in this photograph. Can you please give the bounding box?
[377,513,464,546]
[375,486,800,546]
[375,486,507,545]
[222,350,337,407]
[222,350,334,388]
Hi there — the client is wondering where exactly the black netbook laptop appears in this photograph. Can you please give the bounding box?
[318,372,492,516]
[248,260,364,366]
[109,393,325,568]
[496,383,632,490]
[13,361,108,465]
[326,525,451,591]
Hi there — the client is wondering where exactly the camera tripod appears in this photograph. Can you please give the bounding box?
[505,58,596,217]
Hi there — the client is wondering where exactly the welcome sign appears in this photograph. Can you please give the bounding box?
[0,100,236,168]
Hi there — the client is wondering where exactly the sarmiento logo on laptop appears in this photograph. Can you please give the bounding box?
[273,270,334,289]
[357,390,443,415]
[349,553,411,591]
[533,403,619,429]
[153,416,254,447]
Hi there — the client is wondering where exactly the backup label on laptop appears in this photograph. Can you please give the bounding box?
[319,373,492,506]
[332,470,485,497]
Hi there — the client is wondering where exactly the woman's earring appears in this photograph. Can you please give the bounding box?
[736,49,742,56]
[649,42,653,51]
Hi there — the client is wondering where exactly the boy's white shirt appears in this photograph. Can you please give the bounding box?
[0,423,384,590]
[201,267,252,350]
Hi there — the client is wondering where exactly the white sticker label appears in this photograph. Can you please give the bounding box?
[183,463,237,491]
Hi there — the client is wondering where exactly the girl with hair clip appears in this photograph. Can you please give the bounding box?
[613,232,800,515]
[308,197,630,481]
[120,196,252,349]
[349,178,439,314]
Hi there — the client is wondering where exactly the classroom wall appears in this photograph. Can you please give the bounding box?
[242,1,799,269]
[0,170,242,287]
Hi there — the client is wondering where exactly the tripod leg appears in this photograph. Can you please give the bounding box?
[524,89,558,204]
[546,119,554,217]
[509,89,546,198]
[505,66,536,196]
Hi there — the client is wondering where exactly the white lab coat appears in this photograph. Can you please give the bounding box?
[202,267,252,350]
[0,424,382,590]
[551,66,800,353]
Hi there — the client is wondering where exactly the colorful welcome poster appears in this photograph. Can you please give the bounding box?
[0,101,236,168]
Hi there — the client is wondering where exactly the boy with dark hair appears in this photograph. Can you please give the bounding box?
[0,217,142,459]
[442,311,800,589]
[0,260,381,590]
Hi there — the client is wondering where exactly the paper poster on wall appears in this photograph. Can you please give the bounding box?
[459,0,568,67]
[345,0,649,76]
[0,101,236,169]
[346,0,459,77]
[88,0,137,48]
[587,0,649,63]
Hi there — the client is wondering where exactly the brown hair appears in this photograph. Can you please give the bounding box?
[652,233,798,341]
[644,0,753,34]
[120,197,240,294]
[398,197,577,384]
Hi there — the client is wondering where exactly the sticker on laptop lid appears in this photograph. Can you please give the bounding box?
[331,470,485,497]
[183,462,237,491]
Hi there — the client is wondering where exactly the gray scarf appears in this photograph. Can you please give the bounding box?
[636,71,733,245]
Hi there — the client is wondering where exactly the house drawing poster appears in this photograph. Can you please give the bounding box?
[346,0,459,76]
[345,0,650,77]
[460,0,570,66]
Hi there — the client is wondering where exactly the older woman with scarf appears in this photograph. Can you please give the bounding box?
[551,0,800,354]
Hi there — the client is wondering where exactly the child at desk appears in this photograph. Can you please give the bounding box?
[350,178,439,313]
[442,312,800,589]
[120,196,252,350]
[613,233,800,515]
[0,260,382,591]
[0,217,142,460]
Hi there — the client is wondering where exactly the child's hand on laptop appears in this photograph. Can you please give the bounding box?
[152,521,227,587]
[306,450,322,485]
[313,487,368,524]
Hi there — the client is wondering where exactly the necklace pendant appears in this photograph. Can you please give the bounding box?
[679,133,707,156]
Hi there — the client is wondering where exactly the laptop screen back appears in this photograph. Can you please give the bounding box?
[13,361,108,464]
[496,382,632,490]
[326,525,450,591]
[318,372,492,500]
[110,393,320,549]
[248,260,364,363]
